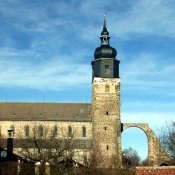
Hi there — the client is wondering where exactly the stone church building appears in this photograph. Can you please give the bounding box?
[0,17,168,168]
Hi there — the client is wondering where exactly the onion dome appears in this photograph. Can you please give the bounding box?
[94,14,117,59]
[94,45,117,59]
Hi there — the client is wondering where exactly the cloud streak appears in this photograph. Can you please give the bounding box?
[0,48,91,91]
[110,0,175,39]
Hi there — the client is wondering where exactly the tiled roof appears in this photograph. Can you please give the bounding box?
[0,102,91,121]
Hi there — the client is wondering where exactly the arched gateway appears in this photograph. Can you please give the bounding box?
[122,123,169,165]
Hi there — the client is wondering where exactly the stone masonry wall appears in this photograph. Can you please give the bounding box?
[136,166,175,175]
[92,77,122,168]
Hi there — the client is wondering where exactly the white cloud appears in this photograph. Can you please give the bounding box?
[0,48,91,91]
[109,0,175,39]
[120,52,175,94]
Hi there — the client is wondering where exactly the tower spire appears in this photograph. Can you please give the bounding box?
[103,13,107,31]
[100,13,110,45]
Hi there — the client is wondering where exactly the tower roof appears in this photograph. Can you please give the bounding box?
[94,15,117,59]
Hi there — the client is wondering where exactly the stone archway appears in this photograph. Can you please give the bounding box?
[122,123,169,166]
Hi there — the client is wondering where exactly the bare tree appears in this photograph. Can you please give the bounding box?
[159,121,175,163]
[83,140,105,168]
[141,158,149,166]
[122,147,141,168]
[13,122,80,175]
[16,124,75,163]
[81,142,136,175]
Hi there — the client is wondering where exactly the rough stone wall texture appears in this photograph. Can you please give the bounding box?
[136,166,175,175]
[92,77,122,168]
[123,123,169,165]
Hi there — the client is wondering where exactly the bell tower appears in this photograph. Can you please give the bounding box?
[91,15,120,79]
[91,15,122,168]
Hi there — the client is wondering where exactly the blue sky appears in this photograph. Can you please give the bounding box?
[0,0,175,160]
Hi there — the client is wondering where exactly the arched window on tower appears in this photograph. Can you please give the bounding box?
[24,125,30,137]
[68,126,73,137]
[82,126,86,137]
[105,84,109,92]
[38,125,44,138]
[103,37,108,45]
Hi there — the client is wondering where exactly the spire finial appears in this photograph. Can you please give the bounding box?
[103,12,107,31]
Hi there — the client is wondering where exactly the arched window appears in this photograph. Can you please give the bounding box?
[82,126,86,137]
[68,126,73,137]
[10,125,15,131]
[24,126,29,137]
[38,125,44,138]
[52,126,58,138]
[105,84,109,92]
[10,125,15,137]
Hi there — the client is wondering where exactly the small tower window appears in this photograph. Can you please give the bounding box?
[24,126,29,137]
[82,126,86,137]
[105,65,110,74]
[107,145,109,150]
[106,111,109,115]
[105,126,107,130]
[105,84,109,92]
[68,126,73,137]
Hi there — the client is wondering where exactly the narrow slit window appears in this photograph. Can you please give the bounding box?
[107,145,109,150]
[106,111,109,115]
[68,126,73,137]
[82,126,86,137]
